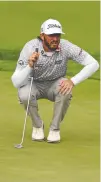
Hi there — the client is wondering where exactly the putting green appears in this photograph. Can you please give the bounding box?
[0,71,99,182]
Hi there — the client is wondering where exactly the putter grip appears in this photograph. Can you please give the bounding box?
[35,48,38,52]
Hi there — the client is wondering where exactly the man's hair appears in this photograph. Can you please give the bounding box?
[37,36,42,41]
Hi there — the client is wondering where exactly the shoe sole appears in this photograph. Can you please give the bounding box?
[32,138,46,142]
[47,140,60,143]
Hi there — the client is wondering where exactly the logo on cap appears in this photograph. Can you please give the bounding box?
[47,24,61,29]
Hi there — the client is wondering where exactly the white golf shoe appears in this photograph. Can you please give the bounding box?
[47,130,60,143]
[32,125,44,141]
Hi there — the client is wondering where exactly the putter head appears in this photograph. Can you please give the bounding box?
[14,144,23,149]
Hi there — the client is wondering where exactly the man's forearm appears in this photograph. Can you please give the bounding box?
[71,54,99,85]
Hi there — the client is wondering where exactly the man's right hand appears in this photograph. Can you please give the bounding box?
[28,51,40,68]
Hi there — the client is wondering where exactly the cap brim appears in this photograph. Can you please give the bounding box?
[44,28,65,35]
[45,32,65,35]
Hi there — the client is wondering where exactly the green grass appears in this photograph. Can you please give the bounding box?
[0,71,100,182]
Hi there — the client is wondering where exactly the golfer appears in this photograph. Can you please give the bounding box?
[11,19,99,143]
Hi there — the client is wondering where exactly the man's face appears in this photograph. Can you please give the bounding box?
[41,33,61,51]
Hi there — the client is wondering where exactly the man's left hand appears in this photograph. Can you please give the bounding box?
[59,79,74,95]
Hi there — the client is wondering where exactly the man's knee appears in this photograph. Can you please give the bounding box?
[62,93,72,101]
[18,85,38,106]
[56,92,72,102]
[18,89,30,103]
[18,85,33,102]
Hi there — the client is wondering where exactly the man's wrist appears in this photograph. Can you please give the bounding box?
[70,79,75,86]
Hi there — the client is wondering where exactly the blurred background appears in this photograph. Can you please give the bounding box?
[0,1,100,79]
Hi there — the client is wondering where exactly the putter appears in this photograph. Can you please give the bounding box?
[14,48,38,149]
[14,76,33,149]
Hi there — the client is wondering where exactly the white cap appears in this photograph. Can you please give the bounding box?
[40,19,65,35]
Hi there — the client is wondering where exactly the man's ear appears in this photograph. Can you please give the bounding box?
[40,33,44,41]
